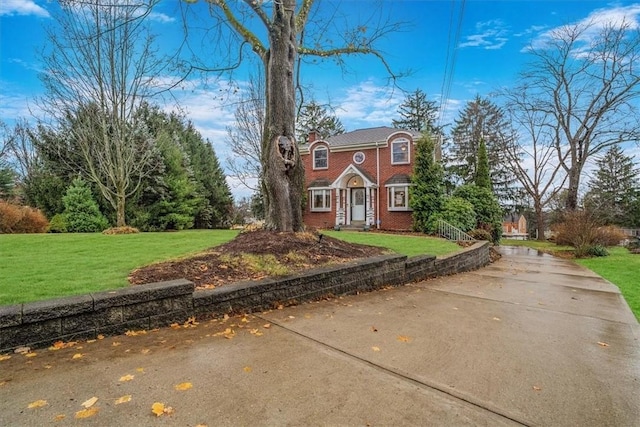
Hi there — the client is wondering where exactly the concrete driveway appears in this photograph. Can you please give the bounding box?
[1,246,638,426]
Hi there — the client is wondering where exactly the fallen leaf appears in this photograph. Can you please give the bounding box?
[397,335,412,343]
[597,342,610,347]
[49,341,65,351]
[263,323,271,329]
[195,424,208,427]
[304,314,312,319]
[249,328,263,336]
[151,402,165,417]
[114,395,131,405]
[243,366,252,373]
[0,354,11,361]
[223,314,230,322]
[44,364,52,369]
[136,367,145,373]
[25,352,38,358]
[119,374,134,382]
[54,414,66,421]
[175,382,193,391]
[97,334,105,340]
[151,402,174,417]
[86,339,96,343]
[81,397,98,408]
[532,386,542,391]
[112,342,121,347]
[72,353,83,359]
[241,317,249,323]
[277,304,284,310]
[28,399,48,409]
[288,315,295,319]
[370,326,378,332]
[170,323,181,330]
[0,381,6,386]
[213,328,236,339]
[492,317,501,321]
[372,346,381,352]
[141,349,150,354]
[75,407,99,419]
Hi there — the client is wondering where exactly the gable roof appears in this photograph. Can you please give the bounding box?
[326,126,422,147]
[301,126,422,153]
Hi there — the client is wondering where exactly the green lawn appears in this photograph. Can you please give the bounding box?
[324,230,461,257]
[0,230,238,305]
[503,239,640,321]
[0,230,459,306]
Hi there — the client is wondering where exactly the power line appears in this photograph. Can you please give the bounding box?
[437,0,466,130]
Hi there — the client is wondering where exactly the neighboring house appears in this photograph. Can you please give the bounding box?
[503,213,528,239]
[300,126,422,231]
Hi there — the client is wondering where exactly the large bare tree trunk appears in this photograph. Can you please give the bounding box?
[261,0,305,232]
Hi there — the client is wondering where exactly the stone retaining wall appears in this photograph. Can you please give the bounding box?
[0,241,490,352]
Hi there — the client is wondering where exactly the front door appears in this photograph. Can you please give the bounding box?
[351,188,365,222]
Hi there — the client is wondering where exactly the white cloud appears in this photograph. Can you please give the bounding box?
[332,79,403,130]
[459,19,509,50]
[529,4,640,51]
[148,12,175,23]
[0,0,49,17]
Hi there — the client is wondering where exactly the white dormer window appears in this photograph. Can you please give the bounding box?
[391,139,410,164]
[313,146,328,169]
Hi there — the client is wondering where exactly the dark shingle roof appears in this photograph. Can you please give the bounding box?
[322,126,422,147]
[385,174,412,185]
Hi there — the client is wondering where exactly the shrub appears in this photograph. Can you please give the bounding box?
[102,226,139,235]
[468,228,492,241]
[431,197,476,232]
[595,225,626,247]
[585,245,609,257]
[452,184,503,243]
[0,201,49,233]
[553,210,621,257]
[48,214,68,233]
[63,178,109,233]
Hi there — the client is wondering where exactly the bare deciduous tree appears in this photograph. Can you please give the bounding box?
[226,72,264,193]
[516,20,640,211]
[37,0,167,226]
[188,0,404,231]
[503,89,569,240]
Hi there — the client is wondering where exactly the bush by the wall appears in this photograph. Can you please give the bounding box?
[0,201,49,233]
[468,228,492,241]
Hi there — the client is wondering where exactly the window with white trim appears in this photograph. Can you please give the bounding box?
[387,185,411,210]
[313,146,328,169]
[310,188,331,211]
[391,139,410,164]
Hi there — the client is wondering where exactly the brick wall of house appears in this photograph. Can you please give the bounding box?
[302,132,416,231]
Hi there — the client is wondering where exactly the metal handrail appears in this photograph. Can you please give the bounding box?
[437,219,475,242]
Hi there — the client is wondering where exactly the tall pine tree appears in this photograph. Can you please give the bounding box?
[392,89,441,135]
[296,101,345,142]
[584,146,639,227]
[410,133,444,233]
[446,95,519,206]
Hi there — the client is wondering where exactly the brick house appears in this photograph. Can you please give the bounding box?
[502,213,528,239]
[300,126,422,231]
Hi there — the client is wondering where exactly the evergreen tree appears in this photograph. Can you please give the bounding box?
[410,133,444,233]
[392,89,440,134]
[474,138,492,190]
[584,146,639,226]
[62,177,109,232]
[296,100,345,142]
[446,95,519,206]
[453,184,503,243]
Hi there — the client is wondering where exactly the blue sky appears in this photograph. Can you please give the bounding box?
[1,0,640,199]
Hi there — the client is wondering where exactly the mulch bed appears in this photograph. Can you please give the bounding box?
[128,230,387,290]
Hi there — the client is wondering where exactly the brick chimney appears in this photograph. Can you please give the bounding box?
[308,129,320,143]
